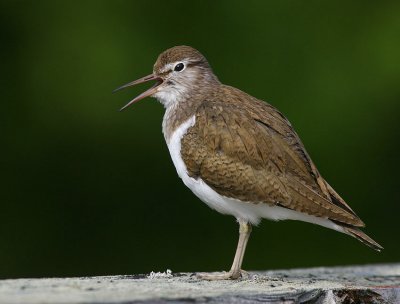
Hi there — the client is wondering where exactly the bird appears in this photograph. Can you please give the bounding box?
[114,45,383,280]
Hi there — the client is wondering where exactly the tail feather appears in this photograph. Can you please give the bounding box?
[330,219,383,252]
[324,183,382,251]
[341,225,383,252]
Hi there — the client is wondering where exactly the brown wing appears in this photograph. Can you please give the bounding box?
[181,96,364,227]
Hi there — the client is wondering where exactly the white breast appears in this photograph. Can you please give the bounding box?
[165,115,346,233]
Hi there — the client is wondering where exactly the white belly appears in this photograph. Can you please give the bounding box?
[165,115,345,232]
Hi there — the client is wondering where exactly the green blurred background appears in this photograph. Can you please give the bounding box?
[1,0,399,279]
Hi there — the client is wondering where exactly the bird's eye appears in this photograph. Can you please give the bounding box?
[174,63,185,72]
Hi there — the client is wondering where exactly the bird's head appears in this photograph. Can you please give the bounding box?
[114,46,218,110]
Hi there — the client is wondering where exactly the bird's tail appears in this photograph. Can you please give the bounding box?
[325,183,383,252]
[340,224,383,252]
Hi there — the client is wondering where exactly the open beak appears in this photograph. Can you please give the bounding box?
[113,74,163,111]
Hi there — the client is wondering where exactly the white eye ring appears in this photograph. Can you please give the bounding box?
[174,63,185,72]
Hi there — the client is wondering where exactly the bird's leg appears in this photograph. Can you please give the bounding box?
[197,220,252,280]
[229,221,252,278]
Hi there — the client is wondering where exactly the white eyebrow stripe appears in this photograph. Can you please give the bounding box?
[160,60,188,73]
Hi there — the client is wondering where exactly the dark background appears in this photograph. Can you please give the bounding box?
[1,1,399,279]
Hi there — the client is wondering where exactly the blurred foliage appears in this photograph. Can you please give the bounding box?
[0,0,399,279]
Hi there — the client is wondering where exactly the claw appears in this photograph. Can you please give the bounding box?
[196,269,249,280]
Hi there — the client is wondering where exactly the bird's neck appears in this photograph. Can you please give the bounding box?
[160,82,220,143]
[161,94,201,144]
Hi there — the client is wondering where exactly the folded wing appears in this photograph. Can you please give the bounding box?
[181,96,364,227]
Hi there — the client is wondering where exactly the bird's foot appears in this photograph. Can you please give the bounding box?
[196,269,249,280]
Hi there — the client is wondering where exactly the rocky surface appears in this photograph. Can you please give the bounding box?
[0,264,399,303]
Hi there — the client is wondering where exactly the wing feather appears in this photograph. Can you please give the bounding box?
[180,96,363,227]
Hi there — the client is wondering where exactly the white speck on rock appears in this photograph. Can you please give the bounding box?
[147,269,173,279]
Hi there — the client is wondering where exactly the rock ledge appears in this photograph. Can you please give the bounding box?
[0,264,399,303]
